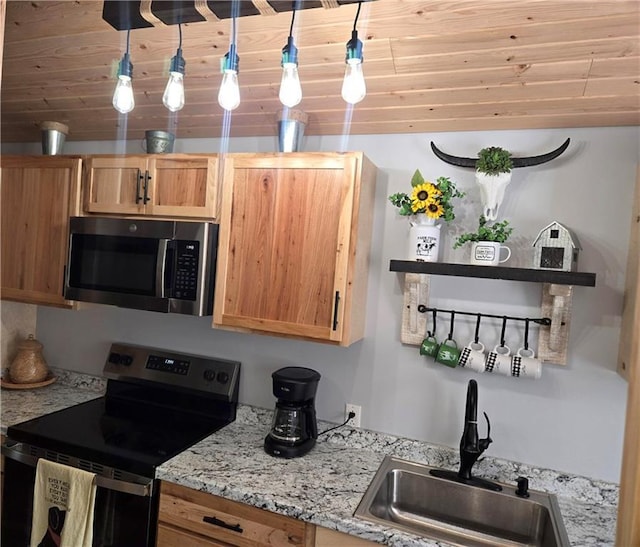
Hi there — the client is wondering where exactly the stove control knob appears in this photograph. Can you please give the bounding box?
[121,355,133,366]
[203,369,216,382]
[216,371,229,384]
[108,352,122,364]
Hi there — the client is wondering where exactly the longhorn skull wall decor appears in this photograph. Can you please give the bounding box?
[430,138,570,221]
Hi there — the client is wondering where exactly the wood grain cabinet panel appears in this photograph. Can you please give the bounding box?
[213,152,377,346]
[83,154,218,219]
[313,528,378,546]
[158,481,314,547]
[0,156,81,307]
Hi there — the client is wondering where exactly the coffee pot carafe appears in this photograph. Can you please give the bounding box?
[264,367,320,458]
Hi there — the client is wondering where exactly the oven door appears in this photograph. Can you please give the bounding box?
[1,442,158,547]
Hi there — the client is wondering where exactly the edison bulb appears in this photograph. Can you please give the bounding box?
[341,59,366,105]
[163,71,185,112]
[279,63,302,108]
[112,75,135,114]
[218,70,240,111]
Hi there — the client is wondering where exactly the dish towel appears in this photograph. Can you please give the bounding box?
[30,459,97,547]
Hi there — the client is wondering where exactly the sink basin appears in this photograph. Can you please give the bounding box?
[354,456,570,547]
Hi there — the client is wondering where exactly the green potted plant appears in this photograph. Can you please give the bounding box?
[453,215,514,266]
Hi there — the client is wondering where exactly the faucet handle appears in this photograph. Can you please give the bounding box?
[478,411,493,452]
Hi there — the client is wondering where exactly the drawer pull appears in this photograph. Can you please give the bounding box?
[202,515,243,533]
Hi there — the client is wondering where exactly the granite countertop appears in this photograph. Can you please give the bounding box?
[1,372,618,546]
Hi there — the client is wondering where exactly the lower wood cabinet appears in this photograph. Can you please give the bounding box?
[157,482,378,547]
[313,528,377,547]
[157,481,315,547]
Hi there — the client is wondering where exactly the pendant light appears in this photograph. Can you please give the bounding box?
[112,29,135,113]
[163,24,186,112]
[341,1,366,105]
[279,7,302,108]
[218,14,240,111]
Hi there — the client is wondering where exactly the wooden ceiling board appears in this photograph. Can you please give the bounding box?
[1,0,639,143]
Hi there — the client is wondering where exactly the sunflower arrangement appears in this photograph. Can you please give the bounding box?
[388,170,465,222]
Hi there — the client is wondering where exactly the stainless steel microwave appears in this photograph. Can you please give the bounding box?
[64,217,218,315]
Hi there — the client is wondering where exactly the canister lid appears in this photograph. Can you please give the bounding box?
[17,334,43,351]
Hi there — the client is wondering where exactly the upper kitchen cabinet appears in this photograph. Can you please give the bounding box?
[83,154,219,219]
[213,152,377,346]
[1,156,81,308]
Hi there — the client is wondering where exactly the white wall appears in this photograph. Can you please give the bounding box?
[13,125,637,483]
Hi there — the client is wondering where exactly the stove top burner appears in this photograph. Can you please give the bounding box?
[5,343,241,477]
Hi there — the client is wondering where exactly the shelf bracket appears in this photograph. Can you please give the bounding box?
[538,283,573,365]
[401,273,430,345]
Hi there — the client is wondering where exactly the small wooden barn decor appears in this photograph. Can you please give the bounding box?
[532,221,580,271]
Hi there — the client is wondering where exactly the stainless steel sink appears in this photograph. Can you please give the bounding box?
[354,456,570,547]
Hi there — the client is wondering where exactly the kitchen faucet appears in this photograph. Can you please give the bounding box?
[430,379,502,491]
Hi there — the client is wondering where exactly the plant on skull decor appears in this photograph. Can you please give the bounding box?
[388,170,465,222]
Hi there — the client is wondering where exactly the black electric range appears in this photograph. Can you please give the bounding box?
[1,343,241,547]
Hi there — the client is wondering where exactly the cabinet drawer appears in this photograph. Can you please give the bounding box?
[157,522,231,546]
[158,481,313,547]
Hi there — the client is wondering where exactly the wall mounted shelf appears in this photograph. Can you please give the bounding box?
[390,260,597,365]
[389,260,596,287]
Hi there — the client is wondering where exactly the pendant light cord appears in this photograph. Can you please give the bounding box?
[125,29,131,55]
[178,23,182,49]
[289,4,296,37]
[352,1,362,31]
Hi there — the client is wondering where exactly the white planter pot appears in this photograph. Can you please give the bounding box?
[407,216,441,262]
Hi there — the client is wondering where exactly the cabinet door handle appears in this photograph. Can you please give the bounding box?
[135,169,143,204]
[143,171,151,204]
[202,515,243,534]
[332,290,340,331]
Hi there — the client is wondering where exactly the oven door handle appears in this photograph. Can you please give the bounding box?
[2,442,153,498]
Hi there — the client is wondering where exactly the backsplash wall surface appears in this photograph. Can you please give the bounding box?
[25,125,637,484]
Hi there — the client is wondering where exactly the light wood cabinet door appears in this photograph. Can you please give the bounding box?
[84,155,147,215]
[83,154,218,219]
[158,481,314,547]
[146,155,218,218]
[214,153,377,346]
[1,156,81,307]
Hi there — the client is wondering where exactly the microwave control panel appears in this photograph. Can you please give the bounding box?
[173,240,199,300]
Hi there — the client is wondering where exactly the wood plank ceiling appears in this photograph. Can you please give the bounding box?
[1,0,639,143]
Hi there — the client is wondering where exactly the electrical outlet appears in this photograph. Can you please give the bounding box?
[345,403,362,428]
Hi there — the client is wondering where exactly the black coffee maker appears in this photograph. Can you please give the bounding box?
[264,367,321,458]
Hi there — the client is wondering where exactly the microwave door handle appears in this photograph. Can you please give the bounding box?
[156,239,170,298]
